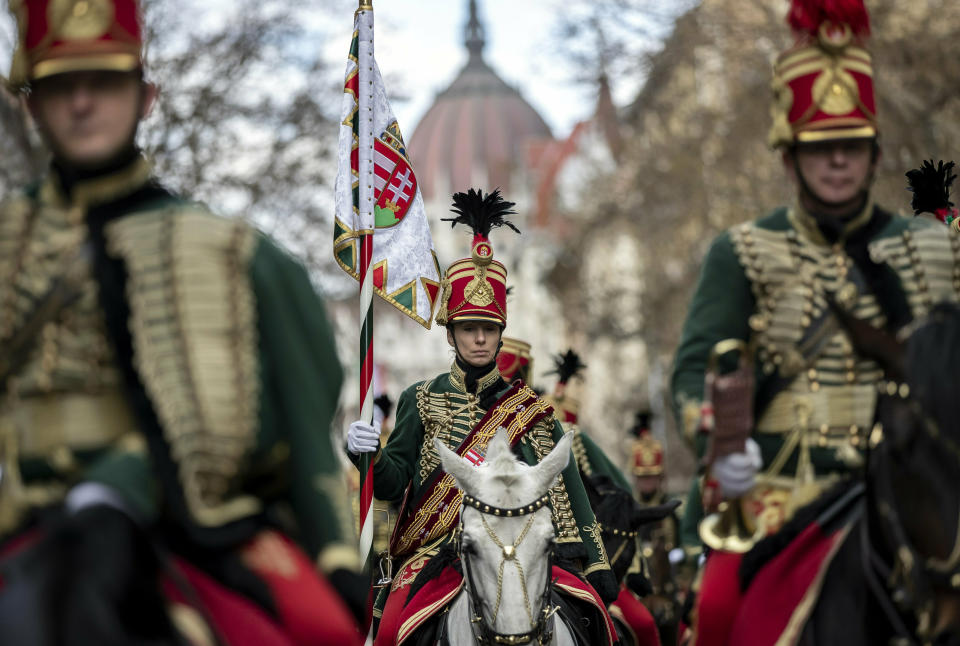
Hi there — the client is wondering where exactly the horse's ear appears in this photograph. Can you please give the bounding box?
[532,430,573,490]
[630,499,681,528]
[435,439,477,493]
[484,428,513,464]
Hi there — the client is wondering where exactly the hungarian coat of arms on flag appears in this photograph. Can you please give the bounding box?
[333,21,441,328]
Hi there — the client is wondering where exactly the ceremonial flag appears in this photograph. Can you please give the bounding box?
[334,10,441,328]
[333,2,440,599]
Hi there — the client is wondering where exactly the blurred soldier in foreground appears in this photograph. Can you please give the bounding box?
[545,349,632,490]
[0,1,362,643]
[670,0,960,643]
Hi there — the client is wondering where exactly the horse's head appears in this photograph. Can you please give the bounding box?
[435,429,572,640]
[584,474,680,585]
[835,299,960,635]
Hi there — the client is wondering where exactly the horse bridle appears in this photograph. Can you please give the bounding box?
[863,379,960,644]
[597,523,638,572]
[457,491,559,646]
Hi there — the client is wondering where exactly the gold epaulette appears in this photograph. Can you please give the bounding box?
[106,206,262,527]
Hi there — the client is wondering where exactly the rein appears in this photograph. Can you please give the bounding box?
[458,491,559,646]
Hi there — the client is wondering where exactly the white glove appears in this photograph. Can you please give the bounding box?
[668,547,686,565]
[65,482,133,517]
[347,420,382,455]
[373,404,386,427]
[712,437,762,498]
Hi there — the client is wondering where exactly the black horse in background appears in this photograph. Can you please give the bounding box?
[584,474,680,646]
[740,302,960,645]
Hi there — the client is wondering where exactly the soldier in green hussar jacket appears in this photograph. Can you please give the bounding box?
[347,188,618,646]
[670,1,960,644]
[0,1,362,644]
[544,349,633,492]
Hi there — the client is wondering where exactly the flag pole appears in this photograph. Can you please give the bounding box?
[356,0,376,570]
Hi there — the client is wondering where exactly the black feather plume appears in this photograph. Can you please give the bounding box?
[905,159,956,215]
[630,409,652,437]
[373,394,393,419]
[546,349,586,383]
[442,188,520,237]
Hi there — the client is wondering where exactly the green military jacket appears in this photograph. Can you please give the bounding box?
[0,156,358,572]
[672,201,960,543]
[358,360,616,601]
[569,424,632,491]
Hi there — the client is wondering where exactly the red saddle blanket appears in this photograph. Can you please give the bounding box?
[609,586,661,646]
[0,528,362,646]
[726,520,852,646]
[376,562,616,646]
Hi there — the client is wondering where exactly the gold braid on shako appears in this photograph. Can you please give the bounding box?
[434,188,519,327]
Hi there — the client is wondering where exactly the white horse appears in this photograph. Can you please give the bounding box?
[435,429,579,646]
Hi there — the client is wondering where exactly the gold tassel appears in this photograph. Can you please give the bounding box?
[434,277,451,326]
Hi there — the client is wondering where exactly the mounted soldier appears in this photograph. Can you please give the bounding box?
[346,188,618,645]
[545,349,632,492]
[670,0,960,643]
[628,411,686,580]
[0,1,363,643]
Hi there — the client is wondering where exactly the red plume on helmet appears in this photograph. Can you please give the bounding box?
[787,0,870,39]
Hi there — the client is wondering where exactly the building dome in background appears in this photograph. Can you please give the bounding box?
[408,0,552,201]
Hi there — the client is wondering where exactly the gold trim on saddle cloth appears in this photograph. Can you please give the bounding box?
[391,537,446,594]
[391,383,551,557]
[106,207,261,527]
[608,604,637,646]
[390,537,465,645]
[773,523,853,646]
[397,578,464,646]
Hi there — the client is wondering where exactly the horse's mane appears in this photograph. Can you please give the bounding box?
[904,302,960,442]
[739,479,862,592]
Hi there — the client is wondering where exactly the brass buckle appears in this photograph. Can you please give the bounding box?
[373,550,393,589]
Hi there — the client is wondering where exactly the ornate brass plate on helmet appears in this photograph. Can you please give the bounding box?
[464,276,494,306]
[812,67,859,116]
[49,0,114,40]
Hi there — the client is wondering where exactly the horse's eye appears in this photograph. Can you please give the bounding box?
[462,541,476,555]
